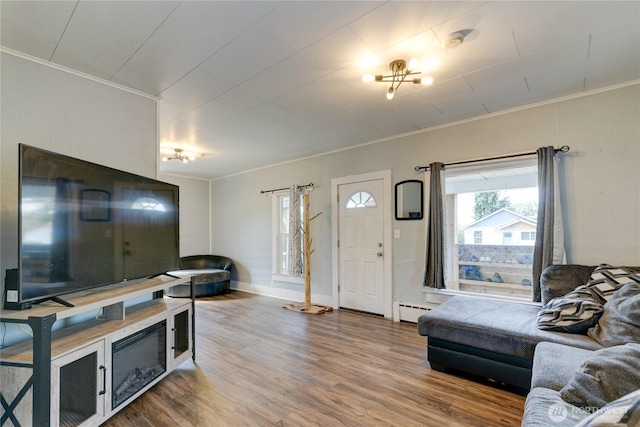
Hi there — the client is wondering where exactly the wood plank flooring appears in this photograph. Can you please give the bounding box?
[105,291,525,427]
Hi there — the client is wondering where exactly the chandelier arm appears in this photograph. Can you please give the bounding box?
[392,70,412,92]
[376,71,422,82]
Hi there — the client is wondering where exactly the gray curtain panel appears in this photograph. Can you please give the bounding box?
[424,162,446,289]
[288,184,303,276]
[532,146,557,302]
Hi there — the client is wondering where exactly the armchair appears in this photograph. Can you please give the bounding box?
[165,255,234,297]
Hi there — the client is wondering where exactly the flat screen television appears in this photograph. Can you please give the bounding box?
[18,144,180,305]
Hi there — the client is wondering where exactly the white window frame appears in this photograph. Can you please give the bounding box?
[442,157,539,301]
[270,189,310,285]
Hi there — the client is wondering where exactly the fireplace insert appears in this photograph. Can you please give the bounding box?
[111,321,166,409]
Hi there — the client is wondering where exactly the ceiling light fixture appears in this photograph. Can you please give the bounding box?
[162,148,197,163]
[443,31,466,49]
[362,58,433,100]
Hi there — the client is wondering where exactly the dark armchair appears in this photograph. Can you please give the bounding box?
[165,255,234,298]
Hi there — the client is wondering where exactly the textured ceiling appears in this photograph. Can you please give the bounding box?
[2,1,639,179]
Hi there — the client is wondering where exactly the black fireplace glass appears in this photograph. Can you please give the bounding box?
[111,321,166,409]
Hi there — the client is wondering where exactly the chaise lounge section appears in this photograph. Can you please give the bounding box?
[418,264,599,390]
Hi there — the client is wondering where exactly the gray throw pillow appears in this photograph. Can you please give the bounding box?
[588,282,640,347]
[575,389,640,427]
[537,286,604,333]
[560,343,640,408]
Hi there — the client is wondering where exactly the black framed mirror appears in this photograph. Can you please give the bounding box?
[395,180,423,220]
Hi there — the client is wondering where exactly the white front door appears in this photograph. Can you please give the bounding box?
[338,179,385,314]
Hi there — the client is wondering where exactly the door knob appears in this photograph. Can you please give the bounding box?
[377,252,383,257]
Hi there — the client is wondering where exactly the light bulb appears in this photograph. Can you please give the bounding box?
[408,58,419,71]
[386,87,395,100]
[189,156,196,161]
[182,158,188,163]
[162,156,168,162]
[421,76,434,85]
[362,74,375,83]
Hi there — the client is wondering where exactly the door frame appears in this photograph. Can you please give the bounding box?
[331,170,393,318]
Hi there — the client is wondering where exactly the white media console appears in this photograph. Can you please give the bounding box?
[0,275,194,427]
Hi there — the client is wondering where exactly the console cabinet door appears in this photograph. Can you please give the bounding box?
[51,340,106,427]
[170,306,192,368]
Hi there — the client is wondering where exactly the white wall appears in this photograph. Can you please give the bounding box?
[0,52,157,292]
[158,174,211,257]
[211,84,640,305]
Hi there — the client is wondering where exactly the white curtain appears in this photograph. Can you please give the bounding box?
[288,185,303,276]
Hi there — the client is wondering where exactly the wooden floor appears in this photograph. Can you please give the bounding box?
[105,291,525,427]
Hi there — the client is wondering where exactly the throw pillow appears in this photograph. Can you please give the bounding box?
[586,264,640,304]
[537,286,604,333]
[560,343,640,409]
[588,282,640,347]
[575,389,640,427]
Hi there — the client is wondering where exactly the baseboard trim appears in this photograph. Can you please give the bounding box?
[232,281,334,307]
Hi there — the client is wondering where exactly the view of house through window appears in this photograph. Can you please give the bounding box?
[444,159,538,300]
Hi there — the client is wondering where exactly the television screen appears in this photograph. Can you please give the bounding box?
[19,144,180,304]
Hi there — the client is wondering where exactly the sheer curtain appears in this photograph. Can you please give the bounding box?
[532,146,565,301]
[423,162,446,289]
[288,184,303,276]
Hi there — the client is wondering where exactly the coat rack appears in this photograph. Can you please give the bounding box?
[283,193,332,315]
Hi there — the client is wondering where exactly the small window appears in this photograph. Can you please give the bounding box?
[271,192,304,285]
[521,231,536,241]
[131,197,166,211]
[346,191,376,208]
[473,231,482,244]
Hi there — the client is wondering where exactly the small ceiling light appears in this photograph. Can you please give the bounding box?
[443,31,466,49]
[162,148,198,163]
[362,58,433,100]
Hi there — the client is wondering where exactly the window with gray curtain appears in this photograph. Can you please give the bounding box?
[423,147,565,302]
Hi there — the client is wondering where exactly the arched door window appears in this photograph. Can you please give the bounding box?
[346,191,376,208]
[131,197,166,211]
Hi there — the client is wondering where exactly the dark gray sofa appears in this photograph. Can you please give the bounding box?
[419,264,640,426]
[418,264,599,390]
[165,255,233,298]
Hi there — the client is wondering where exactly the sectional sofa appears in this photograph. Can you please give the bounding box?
[418,264,640,426]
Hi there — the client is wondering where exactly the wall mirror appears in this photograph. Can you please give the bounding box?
[395,180,423,220]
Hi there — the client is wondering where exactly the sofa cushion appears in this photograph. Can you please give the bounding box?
[575,389,640,427]
[537,287,604,333]
[560,343,640,408]
[588,282,640,347]
[418,296,602,360]
[531,342,593,391]
[540,264,596,305]
[521,387,589,427]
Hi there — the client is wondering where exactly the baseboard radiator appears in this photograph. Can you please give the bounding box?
[393,301,434,323]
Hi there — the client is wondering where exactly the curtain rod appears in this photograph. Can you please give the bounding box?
[260,183,314,194]
[414,145,570,172]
